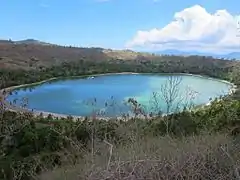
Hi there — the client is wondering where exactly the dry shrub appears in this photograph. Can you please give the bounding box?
[38,133,240,180]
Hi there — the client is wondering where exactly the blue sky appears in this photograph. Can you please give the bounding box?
[0,0,239,52]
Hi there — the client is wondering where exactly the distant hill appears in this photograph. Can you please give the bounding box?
[103,49,154,60]
[0,39,54,46]
[0,39,156,70]
[152,49,240,60]
[224,52,240,60]
[0,39,110,70]
[14,39,53,46]
[0,39,238,71]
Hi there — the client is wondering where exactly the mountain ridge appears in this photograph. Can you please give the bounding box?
[0,38,239,71]
[13,39,53,46]
[2,39,239,60]
[152,49,240,60]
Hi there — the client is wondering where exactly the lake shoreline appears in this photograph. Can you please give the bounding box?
[1,72,237,121]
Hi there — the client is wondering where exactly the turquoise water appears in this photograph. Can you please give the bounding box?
[6,74,232,117]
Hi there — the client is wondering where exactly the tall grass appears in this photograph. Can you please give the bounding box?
[39,133,240,180]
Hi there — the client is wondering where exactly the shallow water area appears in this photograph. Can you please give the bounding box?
[6,74,232,117]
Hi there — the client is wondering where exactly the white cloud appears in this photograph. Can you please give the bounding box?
[126,5,240,53]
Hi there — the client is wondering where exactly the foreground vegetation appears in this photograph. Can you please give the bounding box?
[1,97,240,179]
[40,134,240,180]
[1,44,240,179]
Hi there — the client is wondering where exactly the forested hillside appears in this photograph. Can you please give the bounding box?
[0,40,236,71]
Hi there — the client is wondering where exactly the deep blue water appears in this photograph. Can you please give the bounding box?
[6,74,232,117]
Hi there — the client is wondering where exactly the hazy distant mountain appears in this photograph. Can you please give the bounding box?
[152,49,240,60]
[223,52,240,60]
[14,39,52,46]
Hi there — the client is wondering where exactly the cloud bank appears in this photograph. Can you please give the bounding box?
[126,5,240,53]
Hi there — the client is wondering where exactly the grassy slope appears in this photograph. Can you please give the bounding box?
[0,40,155,70]
[0,41,107,70]
[1,40,236,71]
[39,134,240,180]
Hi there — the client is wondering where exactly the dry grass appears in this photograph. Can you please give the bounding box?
[0,40,236,72]
[38,133,240,180]
[0,42,109,70]
[0,41,156,70]
[103,49,155,60]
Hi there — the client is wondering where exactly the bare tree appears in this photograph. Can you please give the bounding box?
[125,76,198,121]
[161,76,183,114]
[148,92,162,117]
[182,85,198,110]
[158,76,198,134]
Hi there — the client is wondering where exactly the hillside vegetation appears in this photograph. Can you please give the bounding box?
[0,40,240,180]
[0,39,236,70]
